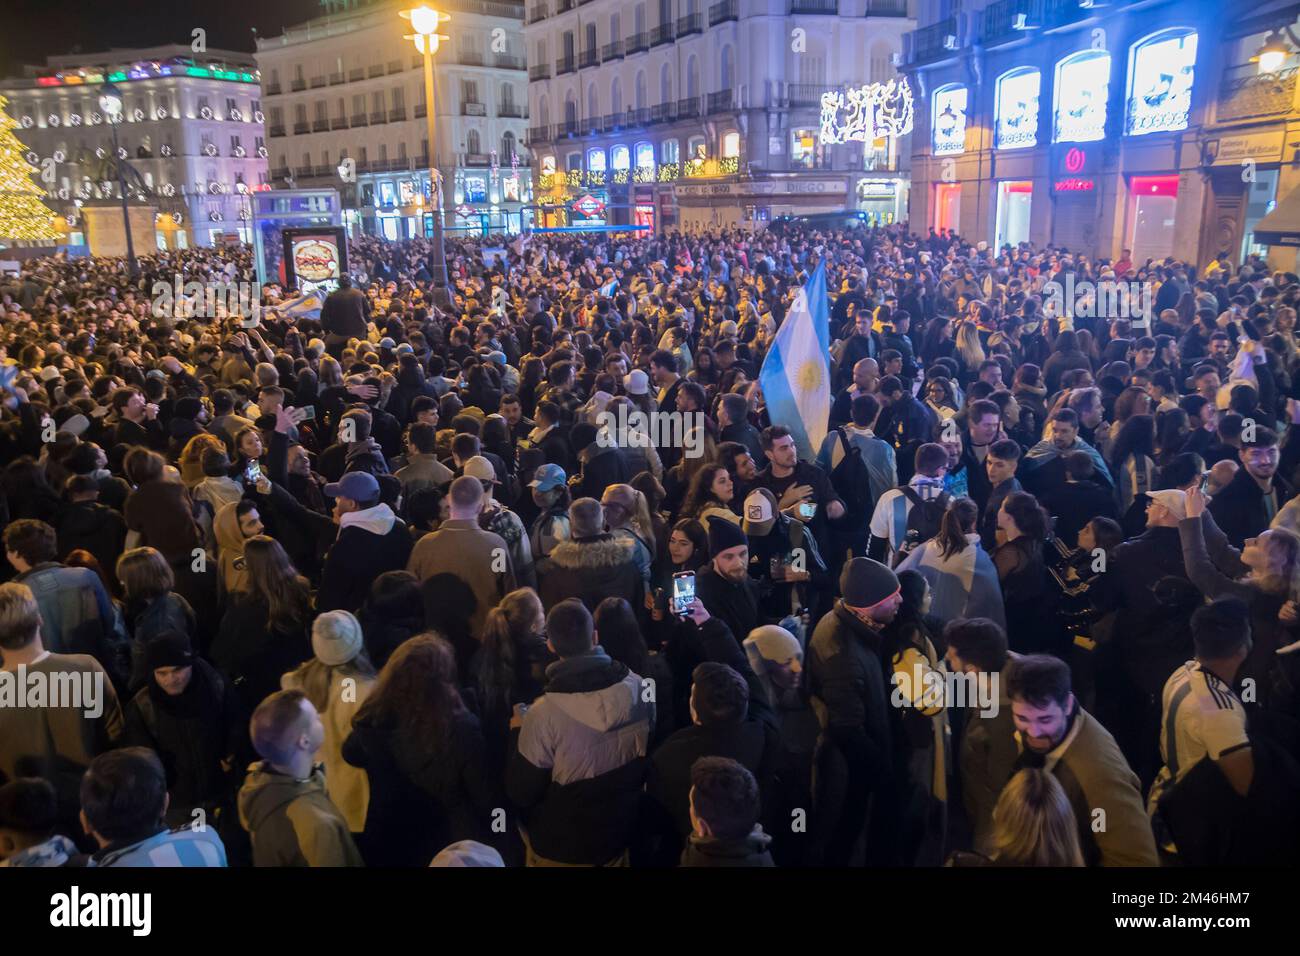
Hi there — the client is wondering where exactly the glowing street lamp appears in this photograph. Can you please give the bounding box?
[402,5,451,290]
[1256,28,1292,75]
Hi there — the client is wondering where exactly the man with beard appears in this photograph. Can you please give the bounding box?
[805,558,904,866]
[1019,408,1112,498]
[696,517,763,645]
[1006,655,1158,866]
[1210,426,1295,548]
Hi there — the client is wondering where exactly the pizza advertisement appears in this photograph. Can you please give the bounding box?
[281,227,349,293]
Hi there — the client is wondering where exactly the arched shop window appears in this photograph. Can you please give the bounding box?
[1054,49,1110,143]
[932,84,967,155]
[586,147,606,172]
[635,141,654,168]
[1126,28,1198,135]
[994,67,1040,150]
[611,144,630,171]
[721,132,740,158]
[661,139,679,163]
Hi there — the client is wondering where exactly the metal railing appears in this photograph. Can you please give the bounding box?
[310,76,326,88]
[290,79,306,91]
[293,121,309,133]
[787,84,823,106]
[909,18,958,65]
[459,50,485,66]
[709,0,738,26]
[463,102,487,116]
[351,113,368,126]
[329,72,345,85]
[707,89,733,113]
[387,60,403,74]
[349,68,365,82]
[464,153,491,166]
[331,117,348,129]
[369,111,385,124]
[312,118,329,131]
[266,83,282,95]
[526,2,547,23]
[865,0,908,15]
[529,64,552,80]
[650,23,676,46]
[626,32,649,54]
[677,13,703,36]
[368,64,384,78]
[602,40,624,60]
[579,48,599,69]
[676,96,701,119]
[557,57,576,75]
[527,124,551,143]
[790,0,838,13]
[982,0,1041,47]
[499,102,526,117]
[1218,64,1298,122]
[495,54,526,70]
[389,108,407,122]
[269,124,286,137]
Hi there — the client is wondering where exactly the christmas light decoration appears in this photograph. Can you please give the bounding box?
[0,95,57,239]
[819,77,914,145]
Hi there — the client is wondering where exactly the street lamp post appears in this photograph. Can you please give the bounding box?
[402,5,451,291]
[98,82,139,280]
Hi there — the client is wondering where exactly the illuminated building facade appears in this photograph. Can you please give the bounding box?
[903,0,1291,265]
[525,0,915,233]
[0,45,270,249]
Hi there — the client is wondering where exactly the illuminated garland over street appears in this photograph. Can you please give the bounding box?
[820,78,914,145]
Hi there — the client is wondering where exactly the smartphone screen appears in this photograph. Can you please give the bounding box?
[798,501,817,520]
[298,406,316,421]
[671,572,696,616]
[245,461,261,484]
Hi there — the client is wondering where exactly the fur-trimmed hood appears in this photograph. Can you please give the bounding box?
[545,533,634,570]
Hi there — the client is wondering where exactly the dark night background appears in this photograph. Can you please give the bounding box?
[1,0,326,75]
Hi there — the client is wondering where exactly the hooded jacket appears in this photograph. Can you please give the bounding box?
[237,763,364,867]
[213,500,252,598]
[536,533,643,612]
[679,826,776,867]
[320,504,415,613]
[506,649,653,864]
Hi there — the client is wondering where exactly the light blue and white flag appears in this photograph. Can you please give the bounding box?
[759,259,831,461]
[273,289,324,321]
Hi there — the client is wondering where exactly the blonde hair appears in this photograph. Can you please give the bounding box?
[1249,526,1300,599]
[0,582,41,650]
[180,433,228,486]
[990,768,1085,866]
[956,321,986,369]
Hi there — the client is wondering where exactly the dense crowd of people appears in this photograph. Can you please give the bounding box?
[1,220,1299,868]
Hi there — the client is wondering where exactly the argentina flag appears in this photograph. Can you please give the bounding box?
[759,259,831,460]
[273,289,324,321]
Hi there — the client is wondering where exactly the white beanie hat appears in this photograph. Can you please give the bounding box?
[311,610,364,666]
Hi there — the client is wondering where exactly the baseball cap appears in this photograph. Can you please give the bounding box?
[463,455,498,483]
[324,470,380,502]
[528,462,566,492]
[623,369,649,395]
[742,487,777,535]
[1147,489,1187,521]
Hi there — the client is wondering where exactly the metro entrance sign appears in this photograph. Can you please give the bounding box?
[572,194,606,218]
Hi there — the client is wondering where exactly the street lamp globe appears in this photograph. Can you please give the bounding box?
[1257,30,1289,75]
[408,4,440,35]
[99,82,124,118]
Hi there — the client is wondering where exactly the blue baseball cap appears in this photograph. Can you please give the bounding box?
[528,463,566,492]
[324,470,379,502]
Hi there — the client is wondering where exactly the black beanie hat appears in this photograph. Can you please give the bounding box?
[707,514,748,557]
[840,558,900,609]
[145,631,194,671]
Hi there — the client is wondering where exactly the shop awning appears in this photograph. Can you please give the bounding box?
[1254,185,1300,246]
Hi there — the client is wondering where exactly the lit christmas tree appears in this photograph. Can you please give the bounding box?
[0,94,56,241]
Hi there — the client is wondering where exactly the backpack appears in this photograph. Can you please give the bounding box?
[829,428,875,520]
[892,487,950,563]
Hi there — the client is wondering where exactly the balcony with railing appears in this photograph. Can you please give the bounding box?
[499,102,526,117]
[908,17,958,65]
[495,54,526,70]
[329,72,345,85]
[790,0,838,13]
[460,50,485,66]
[1217,64,1299,123]
[529,64,552,80]
[1038,0,1092,31]
[349,68,365,82]
[312,118,329,132]
[676,96,701,119]
[602,40,624,60]
[865,0,908,15]
[557,56,576,75]
[463,101,487,116]
[560,119,580,136]
[310,75,326,88]
[627,106,651,125]
[368,64,384,78]
[677,13,703,36]
[527,124,551,143]
[709,0,739,25]
[369,111,386,124]
[271,165,290,180]
[650,102,676,123]
[387,60,403,74]
[414,103,427,118]
[331,116,348,130]
[650,23,676,46]
[269,124,286,137]
[293,121,309,133]
[579,48,599,69]
[266,82,282,95]
[982,0,1042,47]
[290,79,306,91]
[526,2,547,22]
[626,32,649,55]
[350,113,368,126]
[557,0,574,10]
[786,84,824,107]
[603,112,622,130]
[464,153,491,166]
[582,116,602,135]
[389,107,407,122]
[707,89,734,113]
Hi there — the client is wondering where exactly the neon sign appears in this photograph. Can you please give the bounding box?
[820,78,914,145]
[1054,178,1094,191]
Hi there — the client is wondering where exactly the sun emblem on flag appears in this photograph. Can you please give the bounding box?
[797,360,823,393]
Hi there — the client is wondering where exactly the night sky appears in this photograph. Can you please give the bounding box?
[1,0,324,75]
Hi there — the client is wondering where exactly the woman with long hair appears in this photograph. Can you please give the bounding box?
[342,633,496,867]
[897,498,1005,628]
[281,610,378,835]
[602,483,656,581]
[210,535,313,716]
[994,492,1061,655]
[662,426,717,517]
[356,570,426,670]
[1153,407,1191,468]
[1182,487,1300,699]
[988,769,1085,866]
[475,588,551,772]
[919,317,955,366]
[630,470,670,559]
[954,321,985,387]
[117,546,198,690]
[595,596,675,744]
[179,433,229,488]
[680,463,739,527]
[923,376,959,421]
[1107,414,1157,513]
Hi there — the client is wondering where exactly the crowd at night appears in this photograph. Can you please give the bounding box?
[0,221,1296,871]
